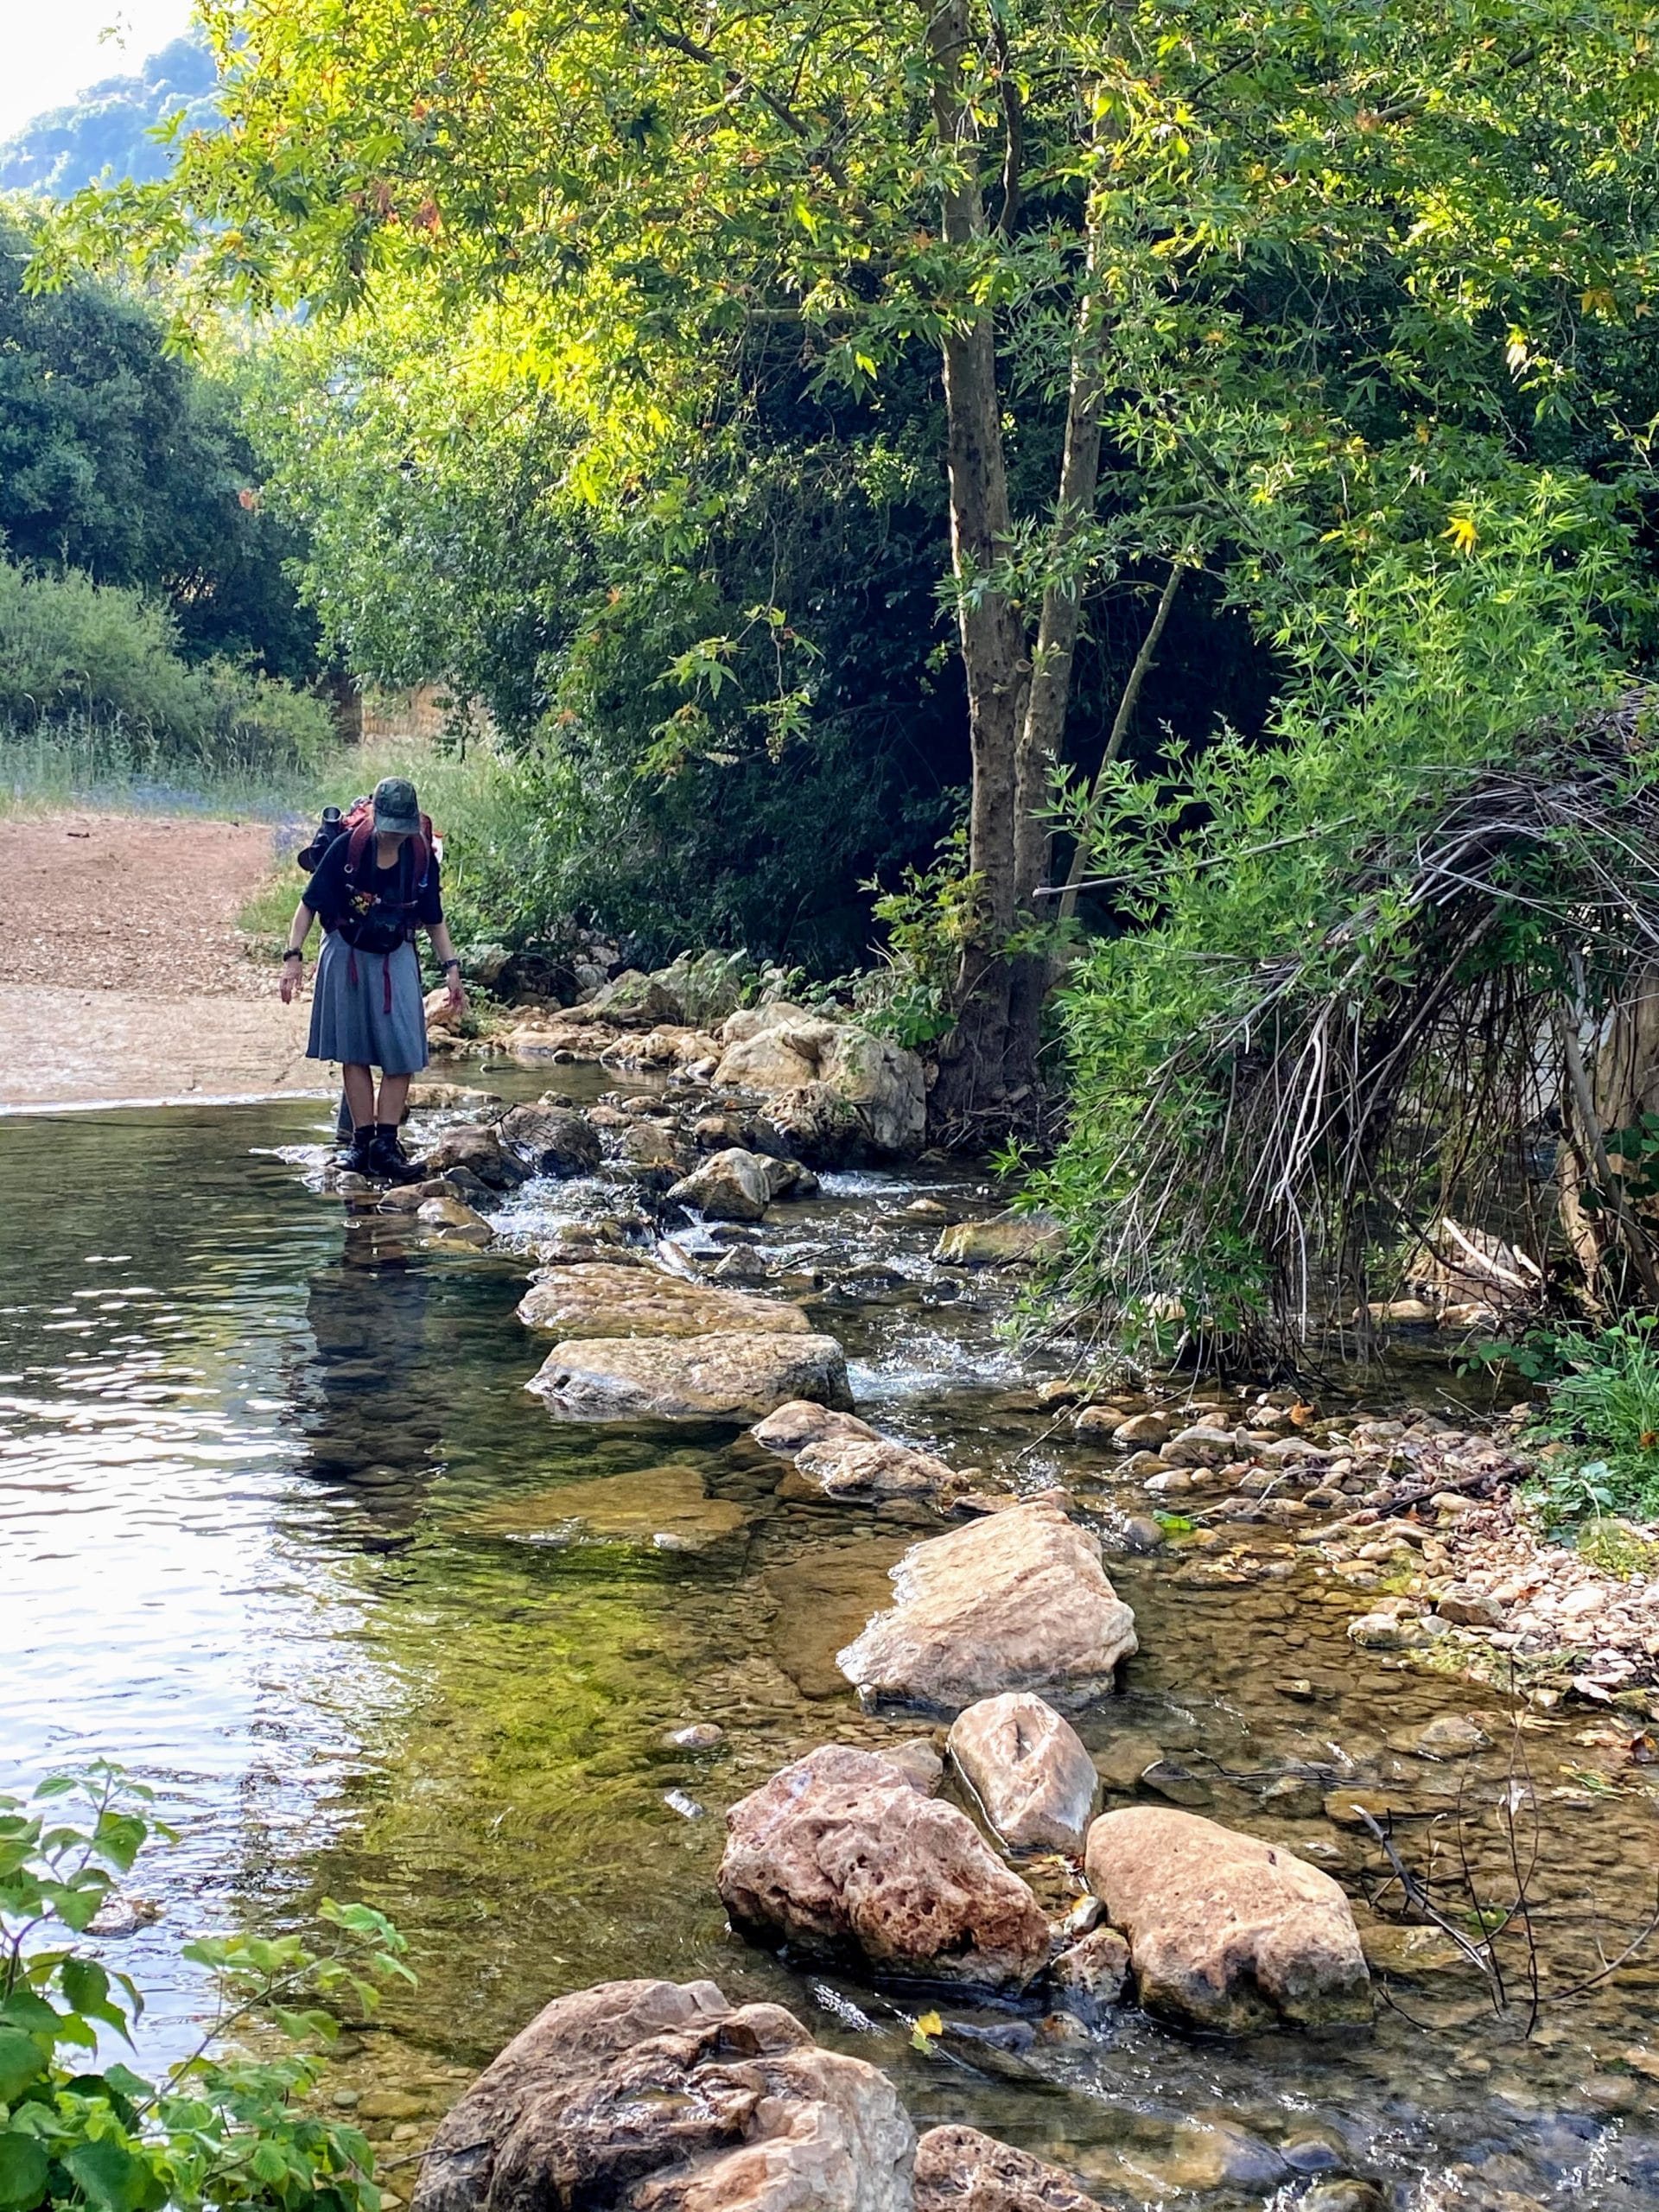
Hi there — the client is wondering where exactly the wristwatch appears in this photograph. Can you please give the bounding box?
[282,949,302,963]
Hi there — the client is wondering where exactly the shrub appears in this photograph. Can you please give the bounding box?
[1514,1318,1659,1523]
[0,562,331,773]
[0,1763,409,2212]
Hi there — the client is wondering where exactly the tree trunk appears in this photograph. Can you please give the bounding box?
[1003,210,1108,1080]
[925,0,1029,1125]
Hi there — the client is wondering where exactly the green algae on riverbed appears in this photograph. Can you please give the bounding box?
[2,1089,1659,2207]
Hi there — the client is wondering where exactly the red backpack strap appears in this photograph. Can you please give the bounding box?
[342,805,376,877]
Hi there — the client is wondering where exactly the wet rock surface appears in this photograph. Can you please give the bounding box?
[527,1330,852,1421]
[912,2126,1101,2211]
[410,1978,916,2212]
[946,1693,1100,1853]
[717,1745,1051,1990]
[837,1501,1138,1712]
[516,1262,809,1340]
[1084,1806,1373,2031]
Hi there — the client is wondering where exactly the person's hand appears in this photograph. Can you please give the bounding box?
[280,955,302,1004]
[447,975,467,1014]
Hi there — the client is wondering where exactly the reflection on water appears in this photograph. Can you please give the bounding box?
[2,1092,1658,2205]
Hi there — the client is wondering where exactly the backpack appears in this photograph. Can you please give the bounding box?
[301,797,435,953]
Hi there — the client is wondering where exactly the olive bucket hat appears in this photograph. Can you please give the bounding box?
[372,776,422,836]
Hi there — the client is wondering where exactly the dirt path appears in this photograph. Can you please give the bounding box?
[0,811,323,1110]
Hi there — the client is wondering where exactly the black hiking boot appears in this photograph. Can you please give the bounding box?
[339,1126,377,1179]
[369,1125,425,1184]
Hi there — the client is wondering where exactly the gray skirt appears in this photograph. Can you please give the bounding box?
[306,931,429,1075]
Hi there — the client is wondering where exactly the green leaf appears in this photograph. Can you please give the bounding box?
[0,1999,57,2042]
[64,2136,159,2212]
[92,1816,147,1878]
[250,2143,289,2185]
[0,2134,48,2211]
[0,2034,42,2105]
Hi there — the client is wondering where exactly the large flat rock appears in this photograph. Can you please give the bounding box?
[517,1262,809,1340]
[410,1977,913,2212]
[1084,1806,1372,2032]
[527,1331,852,1421]
[836,1500,1138,1712]
[717,1745,1050,1991]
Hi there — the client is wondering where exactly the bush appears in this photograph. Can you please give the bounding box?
[0,562,331,774]
[0,1764,408,2212]
[1508,1318,1659,1523]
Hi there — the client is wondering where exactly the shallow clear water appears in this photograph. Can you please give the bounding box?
[3,1091,1657,2206]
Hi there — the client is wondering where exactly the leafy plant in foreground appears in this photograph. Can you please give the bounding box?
[0,1764,410,2212]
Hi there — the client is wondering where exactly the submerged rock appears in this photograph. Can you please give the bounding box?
[836,1500,1138,1713]
[517,1262,808,1340]
[410,1976,914,2212]
[414,1196,494,1246]
[752,1401,880,1455]
[717,1745,1050,1991]
[794,1434,960,1501]
[913,2125,1101,2211]
[947,1694,1099,1853]
[469,1465,751,1553]
[527,1330,852,1421]
[1084,1806,1372,2032]
[934,1216,1065,1268]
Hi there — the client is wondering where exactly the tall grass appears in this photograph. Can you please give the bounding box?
[0,559,332,779]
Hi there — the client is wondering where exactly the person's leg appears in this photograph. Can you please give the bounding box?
[339,1065,378,1174]
[367,1068,423,1182]
[376,1072,411,1124]
[341,1064,376,1129]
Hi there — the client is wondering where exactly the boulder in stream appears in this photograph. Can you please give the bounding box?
[946,1693,1099,1853]
[913,2125,1102,2212]
[934,1216,1064,1268]
[527,1330,852,1421]
[420,1123,530,1191]
[414,1196,494,1247]
[496,1103,602,1177]
[1084,1806,1372,2032]
[517,1262,809,1340]
[410,1976,914,2212]
[752,1401,880,1455]
[667,1147,776,1222]
[794,1434,961,1501]
[836,1500,1138,1713]
[717,1745,1051,1992]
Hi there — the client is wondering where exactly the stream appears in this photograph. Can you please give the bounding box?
[3,1077,1657,2209]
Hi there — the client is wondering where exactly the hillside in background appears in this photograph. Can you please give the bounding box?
[0,36,219,197]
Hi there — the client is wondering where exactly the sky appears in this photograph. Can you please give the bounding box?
[0,1,197,143]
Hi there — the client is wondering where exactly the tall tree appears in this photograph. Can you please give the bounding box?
[73,0,1659,1120]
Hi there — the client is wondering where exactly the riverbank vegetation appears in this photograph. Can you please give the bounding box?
[8,0,1659,1355]
[0,1764,405,2212]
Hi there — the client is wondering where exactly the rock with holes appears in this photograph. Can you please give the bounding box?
[837,1500,1138,1713]
[1048,1926,1132,2023]
[1084,1807,1372,2032]
[527,1331,852,1422]
[409,1976,914,2212]
[946,1694,1099,1853]
[717,1745,1050,1992]
[517,1263,808,1341]
[912,2126,1102,2212]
